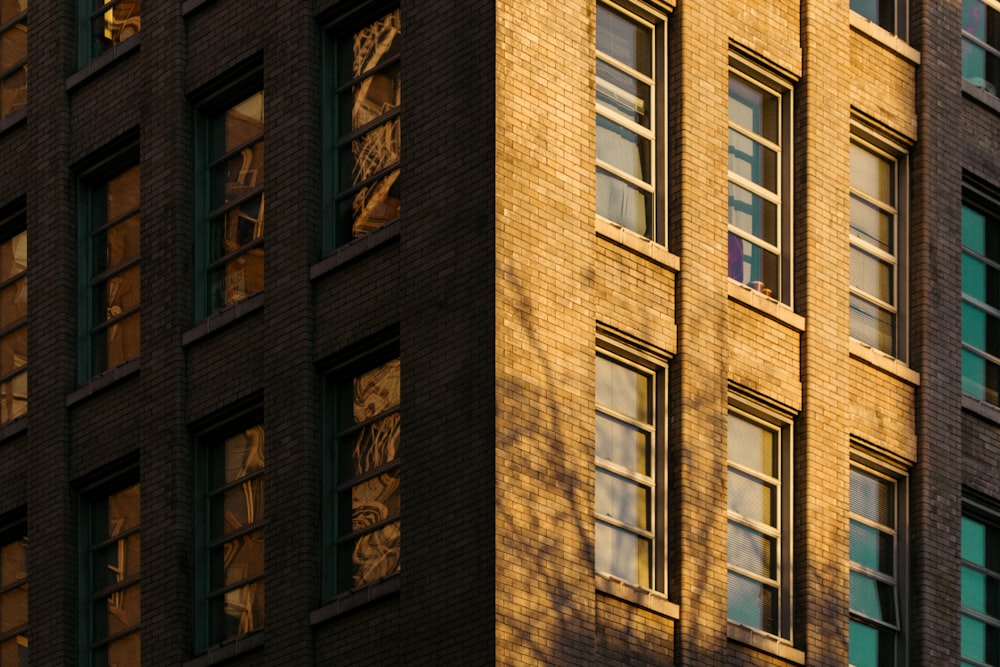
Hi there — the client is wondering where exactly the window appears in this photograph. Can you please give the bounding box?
[850,139,906,358]
[595,0,664,242]
[961,503,1000,667]
[195,90,265,316]
[851,0,906,38]
[79,0,139,64]
[0,207,25,425]
[727,67,791,304]
[727,406,791,638]
[962,195,1000,406]
[328,357,400,594]
[849,463,906,667]
[963,0,1000,96]
[81,482,140,666]
[328,9,400,249]
[79,163,140,380]
[0,523,27,666]
[0,0,27,119]
[197,424,265,647]
[594,349,664,590]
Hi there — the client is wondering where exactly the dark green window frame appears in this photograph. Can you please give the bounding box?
[0,516,27,666]
[77,154,141,384]
[322,7,401,253]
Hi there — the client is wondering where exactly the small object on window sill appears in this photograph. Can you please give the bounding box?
[748,280,773,297]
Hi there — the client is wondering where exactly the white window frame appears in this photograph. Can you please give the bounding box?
[595,0,667,245]
[594,340,667,594]
[848,452,908,667]
[727,56,793,306]
[726,398,793,640]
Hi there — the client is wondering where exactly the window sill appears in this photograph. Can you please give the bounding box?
[184,631,264,667]
[962,79,1000,116]
[182,292,265,346]
[849,339,920,386]
[848,12,920,65]
[67,357,141,407]
[311,220,400,280]
[0,416,27,443]
[310,574,400,626]
[962,393,1000,426]
[727,281,805,332]
[595,574,679,619]
[595,218,679,272]
[0,107,26,136]
[181,0,213,17]
[66,36,140,91]
[727,622,804,664]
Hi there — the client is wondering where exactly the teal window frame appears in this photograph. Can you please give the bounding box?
[595,0,666,244]
[0,0,27,120]
[76,0,140,66]
[193,419,266,651]
[961,501,1000,667]
[963,0,1000,96]
[849,459,907,667]
[323,346,400,599]
[322,7,401,253]
[850,0,907,39]
[0,517,27,666]
[77,154,141,384]
[961,191,1000,407]
[726,403,792,640]
[192,76,265,319]
[594,344,666,592]
[78,468,141,667]
[0,204,26,426]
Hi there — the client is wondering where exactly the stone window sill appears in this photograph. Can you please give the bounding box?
[727,622,805,664]
[962,79,1000,116]
[595,573,679,619]
[727,281,805,332]
[848,12,920,65]
[184,631,264,667]
[67,357,141,407]
[849,339,920,386]
[311,219,400,280]
[595,218,680,272]
[66,36,140,91]
[963,393,1000,426]
[310,574,400,626]
[182,292,265,346]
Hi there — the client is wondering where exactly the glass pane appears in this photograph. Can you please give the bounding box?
[210,579,264,642]
[851,197,893,254]
[213,528,264,587]
[209,247,264,310]
[0,65,26,118]
[961,614,992,663]
[850,294,896,355]
[0,325,25,376]
[728,521,776,579]
[0,636,27,667]
[0,537,26,587]
[214,426,265,487]
[339,168,401,240]
[92,584,141,641]
[92,0,140,53]
[850,520,894,574]
[850,570,897,623]
[596,355,650,422]
[728,414,777,476]
[0,370,26,423]
[92,311,139,371]
[210,143,265,208]
[728,571,777,634]
[851,247,893,304]
[729,469,776,526]
[104,165,140,221]
[851,468,894,526]
[0,231,26,283]
[964,566,988,613]
[598,116,651,183]
[964,516,987,565]
[341,62,401,131]
[595,521,651,588]
[339,117,401,192]
[0,583,27,633]
[851,143,894,203]
[595,468,650,530]
[340,520,400,590]
[342,413,401,481]
[964,205,988,256]
[223,92,264,155]
[0,276,26,329]
[597,60,651,127]
[0,0,27,24]
[350,359,401,424]
[351,469,401,532]
[102,630,140,667]
[729,77,779,143]
[94,484,140,541]
[729,129,778,193]
[728,233,780,298]
[597,167,653,237]
[211,193,264,259]
[850,618,895,667]
[97,264,141,323]
[596,3,651,74]
[0,24,27,77]
[596,413,650,475]
[342,10,401,80]
[729,182,778,245]
[962,348,1000,403]
[92,532,141,590]
[211,477,264,537]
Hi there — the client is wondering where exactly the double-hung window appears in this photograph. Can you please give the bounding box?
[728,67,791,304]
[328,9,401,249]
[0,524,27,666]
[79,0,140,64]
[0,0,27,120]
[198,424,265,647]
[727,406,791,639]
[850,139,906,358]
[595,0,664,242]
[80,163,140,380]
[849,462,906,667]
[0,207,25,425]
[963,0,1000,96]
[594,348,664,590]
[851,0,907,38]
[81,482,140,666]
[961,503,1000,667]
[961,195,1000,406]
[196,90,265,315]
[328,357,400,594]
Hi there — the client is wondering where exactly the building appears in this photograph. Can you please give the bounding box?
[0,0,997,664]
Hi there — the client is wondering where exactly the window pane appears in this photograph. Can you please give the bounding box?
[850,570,897,624]
[728,414,776,476]
[595,521,651,588]
[340,520,400,590]
[851,247,893,304]
[728,571,777,634]
[728,182,778,245]
[214,426,265,487]
[210,579,264,642]
[729,77,779,143]
[0,370,25,422]
[851,143,894,203]
[964,206,988,256]
[728,521,776,579]
[728,234,780,298]
[596,355,650,423]
[961,613,1000,664]
[729,469,776,527]
[851,468,894,526]
[0,325,25,376]
[0,231,26,283]
[850,618,895,667]
[596,469,650,530]
[597,116,651,184]
[729,129,778,193]
[210,143,265,206]
[596,3,651,74]
[350,468,401,533]
[0,538,26,588]
[96,630,140,667]
[0,637,27,666]
[90,0,140,55]
[0,580,26,633]
[341,63,401,131]
[596,413,650,475]
[850,294,895,354]
[341,10,400,81]
[0,0,27,25]
[850,520,894,574]
[213,528,265,587]
[351,358,401,421]
[964,516,987,565]
[91,583,140,641]
[851,197,893,254]
[597,168,652,236]
[597,60,651,127]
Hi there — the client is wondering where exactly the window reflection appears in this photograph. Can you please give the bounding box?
[0,0,27,118]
